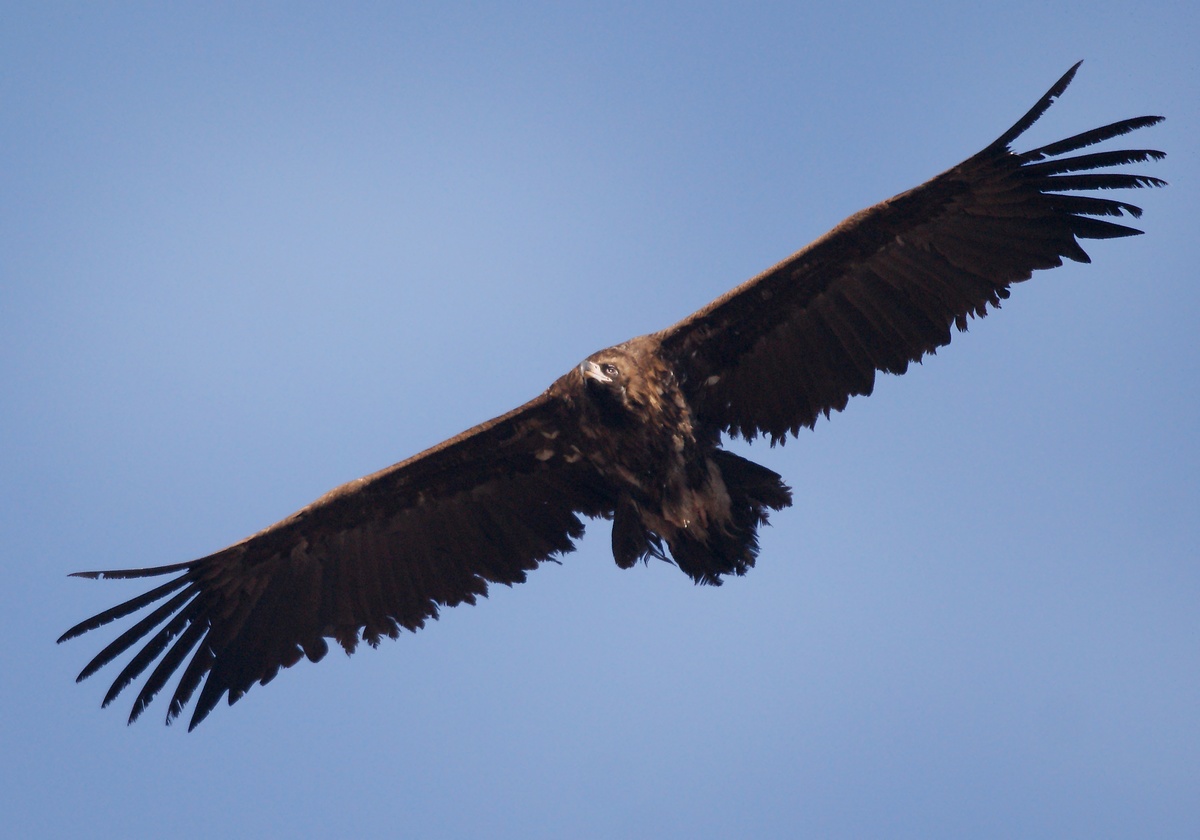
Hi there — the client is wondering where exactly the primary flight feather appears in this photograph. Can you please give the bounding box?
[61,63,1165,730]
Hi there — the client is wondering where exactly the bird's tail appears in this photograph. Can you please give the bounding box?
[668,450,792,585]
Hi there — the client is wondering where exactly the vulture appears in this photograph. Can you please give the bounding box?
[61,63,1164,730]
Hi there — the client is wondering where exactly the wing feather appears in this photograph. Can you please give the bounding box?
[79,586,197,685]
[129,620,207,724]
[659,64,1164,442]
[59,574,193,643]
[1020,116,1165,159]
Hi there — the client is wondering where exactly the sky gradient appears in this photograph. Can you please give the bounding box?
[3,4,1197,839]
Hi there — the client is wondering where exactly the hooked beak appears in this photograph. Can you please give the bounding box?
[580,360,612,384]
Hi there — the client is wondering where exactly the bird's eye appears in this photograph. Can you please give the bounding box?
[602,363,619,377]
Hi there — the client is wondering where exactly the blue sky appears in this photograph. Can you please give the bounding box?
[3,3,1197,838]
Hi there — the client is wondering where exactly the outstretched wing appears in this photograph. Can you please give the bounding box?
[59,390,613,730]
[659,63,1165,442]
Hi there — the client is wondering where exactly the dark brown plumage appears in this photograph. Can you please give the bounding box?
[60,64,1164,729]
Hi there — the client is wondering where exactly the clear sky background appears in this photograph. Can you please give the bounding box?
[3,3,1197,839]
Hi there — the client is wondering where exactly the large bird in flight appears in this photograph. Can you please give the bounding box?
[61,64,1164,729]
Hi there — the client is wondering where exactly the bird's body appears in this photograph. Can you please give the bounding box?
[573,339,792,582]
[61,64,1165,729]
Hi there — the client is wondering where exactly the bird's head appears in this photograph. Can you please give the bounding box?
[579,349,640,423]
[574,336,673,428]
